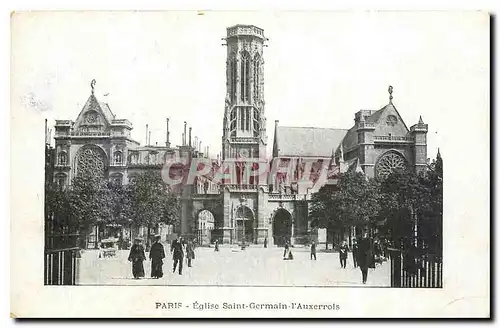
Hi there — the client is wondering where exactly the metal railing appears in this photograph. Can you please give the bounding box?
[374,136,415,142]
[389,248,442,288]
[44,247,80,285]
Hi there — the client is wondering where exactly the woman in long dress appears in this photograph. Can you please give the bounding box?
[128,237,146,279]
[149,235,165,278]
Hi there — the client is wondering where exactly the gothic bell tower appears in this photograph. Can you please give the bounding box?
[222,25,268,164]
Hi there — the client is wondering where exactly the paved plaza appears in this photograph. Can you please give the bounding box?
[77,246,391,287]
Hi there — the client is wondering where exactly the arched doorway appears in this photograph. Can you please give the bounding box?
[234,205,254,244]
[197,210,215,246]
[273,208,292,246]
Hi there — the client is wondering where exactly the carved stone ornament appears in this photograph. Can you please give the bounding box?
[376,152,407,178]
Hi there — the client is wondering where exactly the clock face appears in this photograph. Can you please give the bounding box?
[86,113,98,123]
[239,149,249,158]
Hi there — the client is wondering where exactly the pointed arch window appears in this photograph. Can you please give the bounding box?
[55,174,66,189]
[253,109,260,137]
[230,56,237,102]
[230,108,237,136]
[114,151,123,165]
[58,151,67,166]
[253,53,261,101]
[240,51,250,102]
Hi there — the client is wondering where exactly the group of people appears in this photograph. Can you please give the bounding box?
[307,232,387,284]
[127,235,196,279]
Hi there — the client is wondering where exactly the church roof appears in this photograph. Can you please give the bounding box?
[340,102,409,151]
[97,100,116,123]
[275,126,348,157]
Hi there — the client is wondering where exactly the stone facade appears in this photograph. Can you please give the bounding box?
[51,25,428,248]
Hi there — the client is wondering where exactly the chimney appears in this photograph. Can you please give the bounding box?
[194,136,198,151]
[189,127,192,148]
[183,121,187,146]
[199,141,202,153]
[44,119,48,145]
[145,124,149,146]
[166,118,170,148]
[148,131,151,146]
[207,146,209,158]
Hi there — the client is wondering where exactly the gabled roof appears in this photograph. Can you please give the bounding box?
[97,100,115,123]
[75,94,115,126]
[274,126,348,158]
[340,101,409,152]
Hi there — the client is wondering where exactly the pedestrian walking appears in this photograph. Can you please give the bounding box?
[352,239,358,268]
[171,236,184,275]
[357,232,372,284]
[149,234,165,279]
[264,237,268,248]
[214,239,220,252]
[310,241,317,260]
[186,239,195,268]
[339,240,348,268]
[128,237,146,279]
[283,241,290,259]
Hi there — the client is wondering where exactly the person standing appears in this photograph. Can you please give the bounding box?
[186,239,195,268]
[171,236,184,275]
[283,241,290,259]
[264,237,268,248]
[149,234,165,279]
[357,232,372,284]
[214,239,220,252]
[310,241,317,260]
[352,239,358,268]
[128,237,146,279]
[339,240,349,268]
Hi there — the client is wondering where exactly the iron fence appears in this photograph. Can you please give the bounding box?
[389,248,442,288]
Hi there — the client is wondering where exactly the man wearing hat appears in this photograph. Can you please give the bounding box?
[170,235,184,275]
[128,237,146,279]
[149,234,165,279]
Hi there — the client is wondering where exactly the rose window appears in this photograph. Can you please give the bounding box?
[376,152,407,178]
[77,147,105,178]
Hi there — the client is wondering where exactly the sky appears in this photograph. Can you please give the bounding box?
[11,11,489,160]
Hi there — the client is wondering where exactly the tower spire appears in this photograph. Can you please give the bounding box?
[166,118,170,148]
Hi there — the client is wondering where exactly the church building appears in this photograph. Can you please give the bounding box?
[50,24,428,248]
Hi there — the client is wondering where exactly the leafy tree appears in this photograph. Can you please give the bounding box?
[416,152,443,254]
[127,170,180,248]
[309,171,381,247]
[378,169,431,250]
[67,175,112,248]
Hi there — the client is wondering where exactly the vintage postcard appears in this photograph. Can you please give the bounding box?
[10,10,490,318]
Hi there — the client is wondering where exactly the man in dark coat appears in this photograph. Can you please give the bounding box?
[352,239,358,268]
[186,239,195,268]
[171,236,184,275]
[310,241,317,260]
[214,239,220,252]
[264,237,268,248]
[339,240,349,268]
[128,237,146,279]
[356,233,372,284]
[149,234,165,279]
